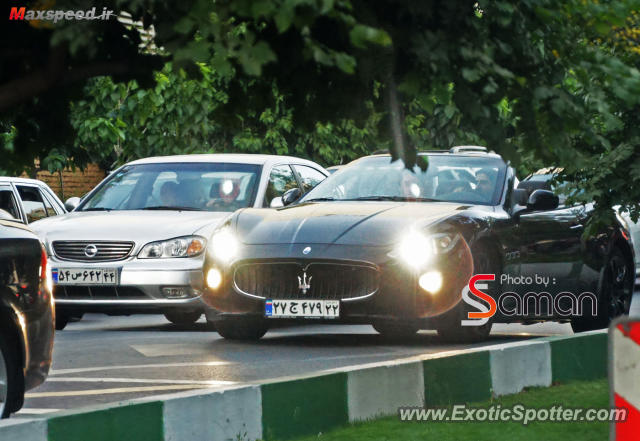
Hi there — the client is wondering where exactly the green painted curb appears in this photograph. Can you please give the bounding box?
[424,350,492,405]
[550,332,607,382]
[47,401,164,441]
[261,373,348,440]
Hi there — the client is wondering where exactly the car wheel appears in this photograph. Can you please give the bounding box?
[55,314,70,331]
[436,244,495,343]
[164,311,202,326]
[0,333,21,418]
[373,322,419,339]
[214,318,267,341]
[571,247,633,333]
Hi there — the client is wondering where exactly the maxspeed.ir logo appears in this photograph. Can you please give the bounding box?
[9,6,114,23]
[461,274,598,326]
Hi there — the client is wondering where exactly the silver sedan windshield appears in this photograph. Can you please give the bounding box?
[80,162,261,212]
[302,155,507,205]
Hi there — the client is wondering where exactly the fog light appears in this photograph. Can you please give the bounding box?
[207,268,222,290]
[163,287,189,299]
[419,271,442,294]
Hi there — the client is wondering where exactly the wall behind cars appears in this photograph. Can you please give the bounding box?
[22,164,106,200]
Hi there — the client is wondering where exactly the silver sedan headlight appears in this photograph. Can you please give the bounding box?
[138,236,206,259]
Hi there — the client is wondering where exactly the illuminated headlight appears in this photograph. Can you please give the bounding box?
[138,236,206,259]
[392,232,460,269]
[206,268,223,289]
[209,228,239,263]
[397,233,434,268]
[419,271,443,294]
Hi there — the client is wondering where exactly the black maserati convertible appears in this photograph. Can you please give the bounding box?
[201,147,634,341]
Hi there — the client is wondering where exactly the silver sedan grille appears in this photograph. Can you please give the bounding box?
[52,241,135,262]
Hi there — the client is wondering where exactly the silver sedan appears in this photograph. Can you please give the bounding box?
[30,154,328,329]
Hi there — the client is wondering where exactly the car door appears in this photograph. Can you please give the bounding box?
[0,184,23,222]
[262,164,301,207]
[515,191,586,318]
[15,184,58,223]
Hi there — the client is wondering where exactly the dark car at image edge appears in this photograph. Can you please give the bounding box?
[0,220,54,418]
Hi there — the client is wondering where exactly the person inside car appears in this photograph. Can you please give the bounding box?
[160,182,181,207]
[474,168,497,203]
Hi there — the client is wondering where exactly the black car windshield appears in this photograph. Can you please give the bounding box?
[79,162,261,212]
[302,154,507,205]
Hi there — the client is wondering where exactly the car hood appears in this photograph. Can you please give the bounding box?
[30,210,229,245]
[236,201,474,246]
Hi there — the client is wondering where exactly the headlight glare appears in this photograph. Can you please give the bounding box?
[138,236,206,259]
[397,232,433,268]
[210,228,239,262]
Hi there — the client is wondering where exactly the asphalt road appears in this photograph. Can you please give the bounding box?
[16,290,640,418]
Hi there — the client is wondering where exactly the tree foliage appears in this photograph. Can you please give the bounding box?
[2,0,640,227]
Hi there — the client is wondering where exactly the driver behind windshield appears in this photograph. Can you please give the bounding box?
[474,168,497,203]
[206,179,241,210]
[160,182,181,207]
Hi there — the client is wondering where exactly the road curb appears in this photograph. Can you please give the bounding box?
[0,330,608,441]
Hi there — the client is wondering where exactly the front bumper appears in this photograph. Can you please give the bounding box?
[50,256,206,314]
[202,242,473,324]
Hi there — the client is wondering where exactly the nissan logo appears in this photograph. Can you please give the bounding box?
[84,244,98,258]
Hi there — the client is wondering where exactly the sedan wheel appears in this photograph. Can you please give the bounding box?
[0,334,20,418]
[164,311,202,326]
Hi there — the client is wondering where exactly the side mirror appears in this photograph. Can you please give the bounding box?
[64,197,81,211]
[527,189,559,211]
[270,197,284,208]
[281,188,302,206]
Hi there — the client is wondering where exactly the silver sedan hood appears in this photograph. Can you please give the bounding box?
[30,210,229,250]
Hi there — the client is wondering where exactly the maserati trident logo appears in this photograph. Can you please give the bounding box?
[84,244,98,258]
[298,271,312,294]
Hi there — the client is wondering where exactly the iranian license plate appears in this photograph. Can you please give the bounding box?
[52,268,118,285]
[265,299,340,318]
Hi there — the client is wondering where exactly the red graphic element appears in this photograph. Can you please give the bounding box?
[617,322,640,347]
[615,393,639,441]
[467,274,497,319]
[9,7,26,19]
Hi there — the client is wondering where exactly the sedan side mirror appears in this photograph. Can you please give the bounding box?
[64,197,81,211]
[527,189,559,211]
[282,188,302,206]
[270,197,284,208]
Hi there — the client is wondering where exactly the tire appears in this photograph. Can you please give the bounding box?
[55,313,70,331]
[373,322,419,339]
[571,247,633,333]
[214,318,267,341]
[164,311,202,326]
[0,333,22,418]
[436,244,495,343]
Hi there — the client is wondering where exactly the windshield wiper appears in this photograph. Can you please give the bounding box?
[304,197,336,202]
[141,206,204,211]
[347,196,440,202]
[82,207,112,211]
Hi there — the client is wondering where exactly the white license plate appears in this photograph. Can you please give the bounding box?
[265,299,340,318]
[52,268,118,285]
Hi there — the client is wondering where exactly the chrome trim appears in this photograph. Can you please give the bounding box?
[54,297,202,305]
[52,240,135,262]
[232,261,380,302]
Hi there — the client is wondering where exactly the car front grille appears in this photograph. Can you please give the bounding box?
[54,285,147,299]
[52,241,134,262]
[233,262,380,300]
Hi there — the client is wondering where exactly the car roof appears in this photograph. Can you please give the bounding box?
[0,176,50,185]
[125,154,325,168]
